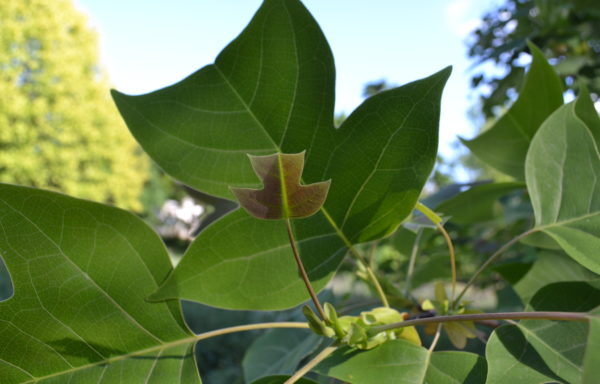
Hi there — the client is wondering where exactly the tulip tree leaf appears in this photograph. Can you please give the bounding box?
[242,328,322,383]
[513,251,600,304]
[485,282,600,384]
[122,0,451,309]
[231,152,330,220]
[526,90,600,274]
[0,184,201,384]
[461,42,563,180]
[315,340,486,384]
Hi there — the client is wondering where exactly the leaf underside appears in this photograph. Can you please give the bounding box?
[526,90,600,274]
[0,185,200,384]
[113,0,451,310]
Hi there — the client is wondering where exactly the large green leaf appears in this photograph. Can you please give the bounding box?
[526,91,600,274]
[242,328,322,383]
[461,42,563,180]
[513,251,600,304]
[315,340,486,384]
[122,0,451,309]
[0,184,201,383]
[486,282,600,384]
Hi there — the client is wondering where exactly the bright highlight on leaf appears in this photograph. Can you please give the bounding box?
[230,152,330,220]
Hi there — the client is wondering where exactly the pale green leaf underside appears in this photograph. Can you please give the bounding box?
[315,340,486,384]
[486,282,600,384]
[526,92,600,274]
[513,251,600,304]
[242,328,321,383]
[120,0,451,309]
[461,42,563,180]
[0,184,200,383]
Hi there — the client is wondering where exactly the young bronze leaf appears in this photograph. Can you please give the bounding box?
[231,152,330,219]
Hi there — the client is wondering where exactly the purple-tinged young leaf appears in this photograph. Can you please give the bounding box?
[230,152,330,220]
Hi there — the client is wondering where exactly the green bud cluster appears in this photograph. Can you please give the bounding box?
[303,303,420,350]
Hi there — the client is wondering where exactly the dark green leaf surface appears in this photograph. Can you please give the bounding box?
[435,182,524,225]
[0,184,200,383]
[242,328,321,383]
[461,43,563,180]
[486,282,600,384]
[125,0,451,309]
[315,340,486,384]
[526,92,600,274]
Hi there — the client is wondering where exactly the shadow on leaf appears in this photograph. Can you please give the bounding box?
[496,325,567,383]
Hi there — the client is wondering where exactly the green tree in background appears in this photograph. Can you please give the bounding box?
[468,0,600,118]
[0,0,148,211]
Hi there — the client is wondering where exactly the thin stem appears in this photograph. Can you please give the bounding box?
[362,259,390,307]
[285,345,338,384]
[372,311,588,333]
[404,228,423,298]
[428,324,442,352]
[453,229,535,307]
[319,208,389,308]
[195,322,309,342]
[414,202,457,307]
[436,222,457,306]
[285,218,327,320]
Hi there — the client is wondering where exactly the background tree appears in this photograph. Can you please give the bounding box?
[468,0,600,119]
[0,0,148,211]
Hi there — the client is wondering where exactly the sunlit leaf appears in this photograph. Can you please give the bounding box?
[123,0,451,309]
[0,184,200,383]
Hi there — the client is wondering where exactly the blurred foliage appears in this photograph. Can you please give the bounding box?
[0,0,149,211]
[468,0,600,118]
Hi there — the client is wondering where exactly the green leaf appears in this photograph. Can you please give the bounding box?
[435,182,524,225]
[513,251,600,304]
[486,282,600,384]
[315,340,486,384]
[129,0,451,309]
[231,152,330,219]
[461,42,563,180]
[242,328,322,383]
[584,308,600,384]
[0,184,201,383]
[526,91,600,274]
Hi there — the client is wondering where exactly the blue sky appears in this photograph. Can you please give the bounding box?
[75,0,500,160]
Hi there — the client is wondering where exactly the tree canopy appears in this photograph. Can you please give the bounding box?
[468,0,600,118]
[0,0,148,211]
